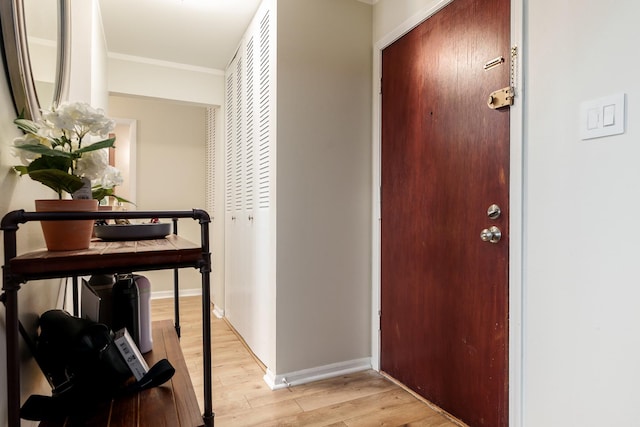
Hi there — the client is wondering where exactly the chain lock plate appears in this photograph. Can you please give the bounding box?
[486,46,517,110]
[487,87,514,109]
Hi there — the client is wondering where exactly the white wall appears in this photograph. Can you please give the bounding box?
[275,0,372,374]
[68,0,108,109]
[374,0,640,425]
[524,1,640,425]
[0,49,64,427]
[373,0,449,42]
[102,13,225,300]
[107,95,207,295]
[108,56,225,107]
[104,59,221,298]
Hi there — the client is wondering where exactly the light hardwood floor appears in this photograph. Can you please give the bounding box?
[151,296,462,427]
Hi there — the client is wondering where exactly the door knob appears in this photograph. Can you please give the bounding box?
[480,226,502,243]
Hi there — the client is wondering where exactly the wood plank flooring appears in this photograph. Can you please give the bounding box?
[150,296,463,427]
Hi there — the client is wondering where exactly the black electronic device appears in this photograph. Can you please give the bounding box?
[111,273,140,346]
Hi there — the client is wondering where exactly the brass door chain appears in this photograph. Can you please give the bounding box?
[510,45,518,94]
[487,45,518,110]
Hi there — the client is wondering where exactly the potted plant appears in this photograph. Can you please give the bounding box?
[12,102,127,251]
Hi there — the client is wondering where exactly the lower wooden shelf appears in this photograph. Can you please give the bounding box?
[39,320,204,427]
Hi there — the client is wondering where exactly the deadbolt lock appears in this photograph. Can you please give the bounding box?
[487,204,501,220]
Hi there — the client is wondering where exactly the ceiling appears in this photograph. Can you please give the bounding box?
[98,0,263,71]
[26,0,375,75]
[98,0,377,72]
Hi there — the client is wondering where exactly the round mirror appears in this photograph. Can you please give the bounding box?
[0,0,70,121]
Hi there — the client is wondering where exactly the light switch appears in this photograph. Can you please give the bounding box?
[580,93,625,140]
[587,108,599,130]
[603,104,615,127]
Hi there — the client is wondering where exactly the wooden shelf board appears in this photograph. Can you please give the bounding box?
[9,235,202,277]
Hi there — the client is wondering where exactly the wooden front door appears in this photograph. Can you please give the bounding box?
[380,0,511,425]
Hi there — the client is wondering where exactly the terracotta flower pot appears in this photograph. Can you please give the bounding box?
[35,199,98,251]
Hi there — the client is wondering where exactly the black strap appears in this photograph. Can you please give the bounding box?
[124,358,176,393]
[20,358,175,421]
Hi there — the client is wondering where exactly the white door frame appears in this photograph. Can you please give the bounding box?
[113,117,137,206]
[370,1,524,425]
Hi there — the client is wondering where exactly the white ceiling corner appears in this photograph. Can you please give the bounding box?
[96,0,373,72]
[98,0,262,71]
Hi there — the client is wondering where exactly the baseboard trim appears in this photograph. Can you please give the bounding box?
[212,304,224,319]
[263,357,372,390]
[151,288,202,300]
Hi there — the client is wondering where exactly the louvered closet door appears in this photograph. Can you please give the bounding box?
[241,32,257,349]
[205,107,217,218]
[224,56,247,334]
[250,8,274,360]
[206,106,228,316]
[224,3,275,367]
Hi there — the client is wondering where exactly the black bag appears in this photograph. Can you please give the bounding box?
[20,309,175,421]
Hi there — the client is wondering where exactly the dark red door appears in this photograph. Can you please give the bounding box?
[380,0,510,425]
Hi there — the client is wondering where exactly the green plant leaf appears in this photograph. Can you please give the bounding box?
[76,137,115,154]
[27,156,73,173]
[14,117,39,134]
[111,195,134,205]
[21,156,81,195]
[13,165,29,175]
[15,143,74,158]
[92,187,134,205]
[27,169,84,195]
[91,187,111,201]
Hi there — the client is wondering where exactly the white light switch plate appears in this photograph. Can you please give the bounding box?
[580,93,626,140]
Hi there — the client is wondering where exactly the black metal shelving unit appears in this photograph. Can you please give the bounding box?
[1,209,214,427]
